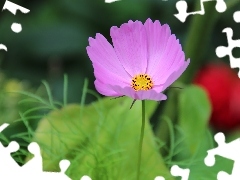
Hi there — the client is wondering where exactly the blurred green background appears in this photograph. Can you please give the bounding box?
[1,0,240,129]
[0,0,239,101]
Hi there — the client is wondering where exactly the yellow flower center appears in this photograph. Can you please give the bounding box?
[131,74,153,91]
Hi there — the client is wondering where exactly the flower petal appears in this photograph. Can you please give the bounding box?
[110,85,167,101]
[160,58,190,91]
[110,20,148,76]
[144,19,172,75]
[93,62,129,87]
[150,34,189,85]
[95,80,122,97]
[135,89,167,101]
[87,33,131,85]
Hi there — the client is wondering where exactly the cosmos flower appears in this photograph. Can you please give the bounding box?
[86,18,190,101]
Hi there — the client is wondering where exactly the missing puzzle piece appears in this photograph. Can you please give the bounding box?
[0,123,20,173]
[233,11,240,23]
[0,123,9,132]
[0,141,20,173]
[154,165,190,180]
[216,28,240,78]
[21,142,42,173]
[0,123,93,179]
[204,132,240,179]
[216,10,240,78]
[174,0,227,23]
[154,176,165,180]
[20,143,72,179]
[171,165,190,180]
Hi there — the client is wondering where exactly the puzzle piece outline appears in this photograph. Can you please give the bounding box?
[204,132,240,179]
[154,165,190,180]
[0,0,30,51]
[174,0,227,23]
[0,124,92,180]
[215,10,240,78]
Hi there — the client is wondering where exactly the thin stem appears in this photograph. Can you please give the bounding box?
[63,74,68,107]
[136,100,145,180]
[179,1,217,83]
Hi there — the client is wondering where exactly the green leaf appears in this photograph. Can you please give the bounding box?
[178,85,212,158]
[28,97,174,180]
[174,85,234,179]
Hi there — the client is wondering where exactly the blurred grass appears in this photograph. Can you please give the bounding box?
[26,94,174,180]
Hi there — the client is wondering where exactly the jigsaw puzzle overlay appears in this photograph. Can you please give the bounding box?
[215,11,240,78]
[2,122,240,180]
[105,0,120,3]
[0,0,30,51]
[0,123,92,180]
[155,165,190,180]
[175,0,240,78]
[156,132,240,180]
[174,0,227,23]
[205,132,240,180]
[1,0,240,179]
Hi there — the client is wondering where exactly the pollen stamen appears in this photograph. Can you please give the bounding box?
[131,74,153,91]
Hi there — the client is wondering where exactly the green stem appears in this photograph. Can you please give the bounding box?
[179,0,240,84]
[136,100,145,180]
[63,74,68,107]
[179,1,217,84]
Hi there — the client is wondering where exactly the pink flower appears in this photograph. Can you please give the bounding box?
[86,19,190,101]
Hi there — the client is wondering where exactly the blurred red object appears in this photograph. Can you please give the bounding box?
[194,63,240,132]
